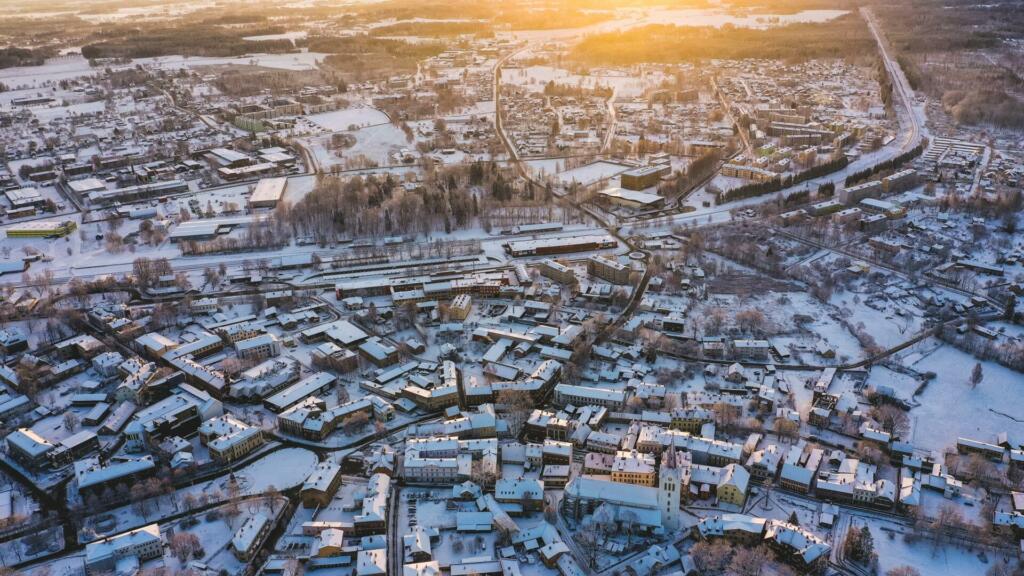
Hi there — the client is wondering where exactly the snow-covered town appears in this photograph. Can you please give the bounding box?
[0,1,1024,576]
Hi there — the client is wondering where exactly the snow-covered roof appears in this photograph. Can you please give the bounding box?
[85,523,160,564]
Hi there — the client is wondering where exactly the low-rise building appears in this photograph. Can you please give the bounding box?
[85,524,162,575]
[198,415,265,464]
[301,460,344,508]
[235,333,281,362]
[233,513,271,560]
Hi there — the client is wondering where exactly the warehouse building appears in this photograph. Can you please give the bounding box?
[619,165,671,191]
[505,235,616,257]
[5,220,77,238]
[248,177,288,209]
[5,187,45,209]
[88,180,188,206]
[595,187,665,210]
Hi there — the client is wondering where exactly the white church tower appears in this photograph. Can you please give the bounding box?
[658,444,683,530]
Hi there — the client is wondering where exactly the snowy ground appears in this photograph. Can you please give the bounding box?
[554,160,632,187]
[900,339,1024,452]
[857,515,1009,576]
[0,525,63,567]
[305,122,413,168]
[0,51,327,94]
[864,365,921,402]
[231,447,319,494]
[306,107,391,131]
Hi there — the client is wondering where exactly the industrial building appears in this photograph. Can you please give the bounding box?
[504,234,616,257]
[619,165,671,191]
[595,187,665,210]
[5,220,77,238]
[248,177,288,209]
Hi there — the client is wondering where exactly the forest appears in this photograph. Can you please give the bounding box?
[81,25,295,59]
[570,14,874,65]
[873,0,1024,128]
[368,21,490,38]
[0,47,56,70]
[308,36,446,80]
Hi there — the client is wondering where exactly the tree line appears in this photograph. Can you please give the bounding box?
[570,14,875,66]
[81,25,295,59]
[0,46,55,69]
[844,140,925,186]
[716,154,849,204]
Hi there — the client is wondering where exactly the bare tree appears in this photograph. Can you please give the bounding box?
[575,522,602,567]
[496,389,533,439]
[691,539,733,574]
[970,362,984,389]
[729,545,772,576]
[869,404,909,438]
[63,411,80,431]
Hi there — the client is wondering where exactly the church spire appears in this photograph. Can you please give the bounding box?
[665,443,678,469]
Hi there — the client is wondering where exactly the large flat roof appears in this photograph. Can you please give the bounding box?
[596,187,664,205]
[250,177,288,204]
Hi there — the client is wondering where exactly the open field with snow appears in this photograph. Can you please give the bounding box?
[307,107,391,131]
[901,339,1024,452]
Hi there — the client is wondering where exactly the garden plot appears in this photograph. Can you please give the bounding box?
[692,291,866,363]
[0,525,63,567]
[161,498,282,574]
[78,447,315,543]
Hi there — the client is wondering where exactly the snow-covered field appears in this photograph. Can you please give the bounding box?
[307,122,413,168]
[0,56,99,89]
[864,516,1008,576]
[555,160,632,187]
[243,31,308,42]
[903,340,1024,452]
[0,50,326,93]
[232,447,319,494]
[135,51,328,72]
[307,107,391,131]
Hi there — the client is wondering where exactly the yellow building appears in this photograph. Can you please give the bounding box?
[208,427,264,463]
[717,464,751,506]
[669,408,714,434]
[6,220,77,238]
[610,450,656,487]
[199,416,266,464]
[449,293,473,321]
